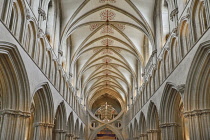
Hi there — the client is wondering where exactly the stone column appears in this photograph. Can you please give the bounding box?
[0,109,30,140]
[184,109,210,140]
[53,129,67,140]
[160,123,180,140]
[147,129,160,140]
[139,133,148,140]
[33,122,54,140]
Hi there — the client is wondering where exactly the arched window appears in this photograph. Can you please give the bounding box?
[180,20,190,57]
[36,38,45,69]
[24,21,36,58]
[46,0,55,44]
[147,102,161,139]
[163,51,170,77]
[160,84,186,140]
[53,102,66,140]
[45,51,52,78]
[139,112,147,139]
[9,6,15,32]
[170,38,179,68]
[143,35,151,63]
[28,84,54,140]
[199,3,208,33]
[162,0,170,45]
[9,1,25,41]
[192,0,208,41]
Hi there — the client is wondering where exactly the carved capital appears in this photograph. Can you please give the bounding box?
[26,9,31,20]
[175,84,185,94]
[38,8,46,20]
[152,64,157,70]
[170,8,179,21]
[58,49,63,56]
[69,73,73,77]
[172,27,178,35]
[151,50,157,57]
[180,14,190,22]
[38,27,44,38]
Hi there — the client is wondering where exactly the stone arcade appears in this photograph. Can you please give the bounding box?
[0,0,209,140]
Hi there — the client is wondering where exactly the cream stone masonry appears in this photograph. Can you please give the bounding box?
[0,0,209,140]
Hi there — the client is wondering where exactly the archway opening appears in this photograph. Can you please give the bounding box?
[94,128,119,140]
[91,93,121,121]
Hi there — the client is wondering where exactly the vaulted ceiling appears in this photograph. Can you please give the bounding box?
[60,0,156,110]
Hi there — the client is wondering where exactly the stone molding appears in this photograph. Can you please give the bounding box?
[184,109,210,118]
[139,133,148,137]
[159,122,180,128]
[0,109,30,117]
[34,122,54,128]
[53,129,67,133]
[66,133,74,137]
[147,129,160,133]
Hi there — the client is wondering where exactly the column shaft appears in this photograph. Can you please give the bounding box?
[185,111,210,140]
[0,111,30,140]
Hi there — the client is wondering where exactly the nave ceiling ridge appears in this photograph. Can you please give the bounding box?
[59,1,155,120]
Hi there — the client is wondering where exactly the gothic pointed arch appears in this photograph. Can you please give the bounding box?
[184,41,210,140]
[74,119,80,139]
[66,112,74,139]
[191,0,208,42]
[89,124,124,140]
[0,42,30,139]
[53,101,67,140]
[139,112,147,139]
[0,42,30,111]
[129,123,134,139]
[159,82,186,140]
[147,101,161,140]
[133,118,139,139]
[28,83,54,140]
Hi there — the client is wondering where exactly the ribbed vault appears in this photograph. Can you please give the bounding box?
[61,0,154,110]
[60,0,156,137]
